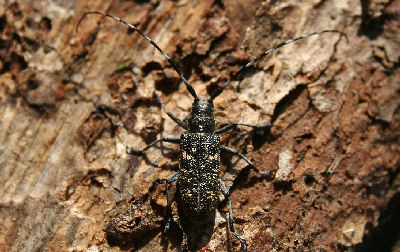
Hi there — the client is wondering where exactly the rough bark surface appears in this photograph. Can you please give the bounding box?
[0,0,399,251]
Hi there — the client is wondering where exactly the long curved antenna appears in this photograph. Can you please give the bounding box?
[77,11,198,100]
[210,30,348,101]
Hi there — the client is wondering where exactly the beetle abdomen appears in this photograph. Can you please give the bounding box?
[178,133,220,222]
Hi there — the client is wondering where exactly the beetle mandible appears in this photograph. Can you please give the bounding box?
[77,11,346,251]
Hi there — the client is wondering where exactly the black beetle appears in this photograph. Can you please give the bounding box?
[77,11,346,250]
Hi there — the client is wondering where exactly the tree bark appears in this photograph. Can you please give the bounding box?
[0,0,399,251]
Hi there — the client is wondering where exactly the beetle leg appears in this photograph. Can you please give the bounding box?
[158,172,179,232]
[178,218,189,252]
[219,179,248,251]
[154,92,188,130]
[127,137,180,155]
[220,145,271,176]
[214,123,269,134]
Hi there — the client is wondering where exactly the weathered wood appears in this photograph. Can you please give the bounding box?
[0,0,399,251]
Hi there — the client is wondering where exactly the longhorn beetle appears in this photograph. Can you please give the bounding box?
[77,11,346,251]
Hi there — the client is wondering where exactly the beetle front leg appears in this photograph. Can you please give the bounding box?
[154,92,188,130]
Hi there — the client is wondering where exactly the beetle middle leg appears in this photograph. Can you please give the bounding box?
[127,91,185,156]
[127,137,180,154]
[220,145,271,176]
[214,122,270,134]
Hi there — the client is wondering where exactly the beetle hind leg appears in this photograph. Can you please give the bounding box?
[219,179,248,251]
[157,172,179,232]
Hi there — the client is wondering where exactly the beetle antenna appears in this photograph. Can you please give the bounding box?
[210,30,347,100]
[77,11,198,99]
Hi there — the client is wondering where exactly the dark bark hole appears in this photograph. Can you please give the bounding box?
[155,74,180,95]
[28,79,39,89]
[4,53,28,74]
[40,17,52,31]
[251,127,272,149]
[135,217,141,226]
[304,174,315,186]
[273,180,294,193]
[0,15,6,32]
[142,61,162,75]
